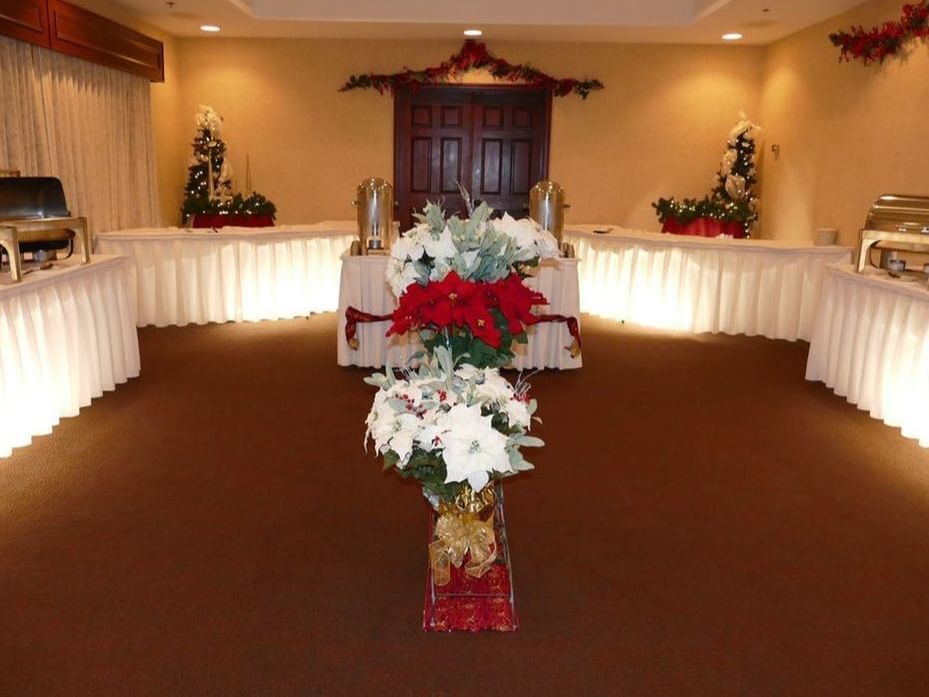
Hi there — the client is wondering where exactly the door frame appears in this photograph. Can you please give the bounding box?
[393,84,552,225]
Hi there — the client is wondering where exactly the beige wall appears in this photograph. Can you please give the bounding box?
[67,0,929,241]
[168,39,763,228]
[760,0,929,246]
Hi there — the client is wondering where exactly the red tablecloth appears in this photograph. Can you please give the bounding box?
[662,216,746,239]
[191,214,275,229]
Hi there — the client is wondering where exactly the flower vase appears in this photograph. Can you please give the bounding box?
[422,482,518,632]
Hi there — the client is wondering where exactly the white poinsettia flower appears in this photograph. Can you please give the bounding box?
[391,234,424,263]
[389,412,420,465]
[422,226,457,261]
[492,213,559,260]
[387,261,421,298]
[437,404,510,491]
[472,368,515,403]
[504,398,531,429]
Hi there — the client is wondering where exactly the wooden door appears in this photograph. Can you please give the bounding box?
[394,85,551,230]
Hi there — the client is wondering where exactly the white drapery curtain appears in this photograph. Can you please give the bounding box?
[0,35,159,232]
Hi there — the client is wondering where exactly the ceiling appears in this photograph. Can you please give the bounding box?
[105,0,868,44]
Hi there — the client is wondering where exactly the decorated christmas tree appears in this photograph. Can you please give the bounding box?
[181,105,276,222]
[182,105,233,215]
[711,118,760,228]
[653,115,761,237]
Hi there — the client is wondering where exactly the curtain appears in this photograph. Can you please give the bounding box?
[0,35,159,232]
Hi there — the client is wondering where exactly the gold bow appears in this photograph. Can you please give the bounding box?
[429,485,498,587]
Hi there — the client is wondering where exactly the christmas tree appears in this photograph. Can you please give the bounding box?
[711,117,760,230]
[182,105,233,216]
[181,105,276,222]
[653,115,761,236]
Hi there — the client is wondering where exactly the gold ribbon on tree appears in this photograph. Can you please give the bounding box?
[429,485,498,586]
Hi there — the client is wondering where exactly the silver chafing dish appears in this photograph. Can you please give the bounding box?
[351,177,395,255]
[856,195,929,285]
[0,177,91,283]
[529,180,574,258]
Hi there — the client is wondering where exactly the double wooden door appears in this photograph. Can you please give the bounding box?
[394,85,551,230]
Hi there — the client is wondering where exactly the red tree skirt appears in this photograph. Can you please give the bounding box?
[661,216,746,239]
[191,214,275,229]
[423,485,518,632]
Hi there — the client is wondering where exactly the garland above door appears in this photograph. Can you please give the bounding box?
[340,40,604,99]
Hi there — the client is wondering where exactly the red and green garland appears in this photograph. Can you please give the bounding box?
[340,40,604,99]
[830,1,929,63]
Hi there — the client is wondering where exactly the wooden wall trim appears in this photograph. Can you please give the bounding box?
[0,0,164,82]
[0,0,50,48]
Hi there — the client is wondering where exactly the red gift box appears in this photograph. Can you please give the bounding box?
[422,486,518,632]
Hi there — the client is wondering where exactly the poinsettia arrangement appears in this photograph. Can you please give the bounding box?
[365,347,542,504]
[365,198,559,599]
[386,201,558,368]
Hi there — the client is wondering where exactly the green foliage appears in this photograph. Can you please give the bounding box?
[652,196,754,226]
[420,309,525,370]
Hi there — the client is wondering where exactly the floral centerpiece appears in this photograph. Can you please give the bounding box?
[364,197,558,630]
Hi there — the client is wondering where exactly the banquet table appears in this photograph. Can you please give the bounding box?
[0,255,140,457]
[337,254,583,370]
[95,222,356,327]
[564,226,852,341]
[806,264,929,448]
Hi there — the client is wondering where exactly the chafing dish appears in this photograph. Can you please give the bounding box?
[0,177,91,282]
[856,195,929,286]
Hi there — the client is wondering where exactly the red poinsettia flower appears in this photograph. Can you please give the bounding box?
[426,272,502,348]
[387,271,505,348]
[387,281,431,336]
[490,273,549,334]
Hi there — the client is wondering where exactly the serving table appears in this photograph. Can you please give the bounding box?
[565,226,852,341]
[0,255,139,457]
[337,254,582,370]
[95,222,356,327]
[806,264,929,447]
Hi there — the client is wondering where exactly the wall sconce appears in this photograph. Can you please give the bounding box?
[771,144,781,160]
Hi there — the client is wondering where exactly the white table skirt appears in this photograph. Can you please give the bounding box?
[565,226,852,341]
[806,265,929,447]
[0,256,140,457]
[337,255,583,370]
[95,222,356,327]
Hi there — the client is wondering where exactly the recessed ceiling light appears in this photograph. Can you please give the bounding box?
[722,32,743,41]
[200,24,221,33]
[463,29,483,37]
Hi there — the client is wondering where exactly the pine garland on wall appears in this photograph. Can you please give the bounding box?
[829,0,929,64]
[340,40,604,99]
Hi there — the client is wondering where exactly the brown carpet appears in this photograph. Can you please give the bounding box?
[2,314,929,696]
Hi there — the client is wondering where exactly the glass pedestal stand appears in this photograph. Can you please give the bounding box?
[422,483,518,632]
